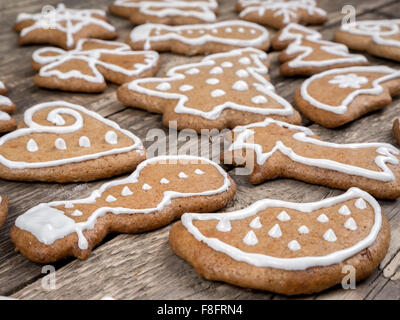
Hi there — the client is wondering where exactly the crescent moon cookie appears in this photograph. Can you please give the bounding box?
[13,4,117,50]
[170,188,390,295]
[272,23,369,76]
[11,155,236,263]
[32,39,160,93]
[0,81,17,133]
[117,48,301,132]
[294,66,400,128]
[127,20,270,55]
[236,0,327,29]
[222,118,400,199]
[0,101,146,183]
[334,20,400,62]
[0,195,9,228]
[109,0,218,25]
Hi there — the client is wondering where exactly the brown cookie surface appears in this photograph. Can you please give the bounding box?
[127,20,270,55]
[0,101,146,182]
[170,188,390,295]
[294,66,400,128]
[32,39,160,93]
[109,0,218,25]
[14,4,117,49]
[334,20,400,62]
[11,156,236,263]
[222,118,400,199]
[272,23,368,76]
[0,195,9,228]
[118,48,301,132]
[0,81,17,133]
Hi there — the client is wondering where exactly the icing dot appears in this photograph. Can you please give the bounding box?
[236,69,249,78]
[64,202,74,209]
[268,224,282,238]
[249,217,262,229]
[243,230,258,246]
[211,89,226,98]
[251,95,268,104]
[216,218,231,232]
[105,131,118,145]
[298,225,310,234]
[0,112,10,121]
[250,29,256,34]
[178,172,188,178]
[221,61,233,68]
[187,30,193,34]
[194,169,205,175]
[210,66,223,74]
[134,63,146,69]
[106,195,117,203]
[317,213,329,223]
[142,184,152,190]
[160,178,170,184]
[55,138,67,150]
[211,29,217,34]
[121,186,133,196]
[156,82,171,91]
[239,57,251,65]
[225,27,232,33]
[27,139,38,152]
[186,68,199,75]
[338,205,351,216]
[288,240,301,251]
[47,113,65,126]
[232,80,248,91]
[179,84,193,92]
[206,78,219,85]
[355,198,366,209]
[344,217,357,231]
[277,211,290,221]
[71,209,83,217]
[79,136,91,148]
[323,229,337,242]
[238,27,245,33]
[199,30,205,34]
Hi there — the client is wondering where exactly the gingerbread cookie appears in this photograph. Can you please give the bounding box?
[222,118,400,199]
[0,81,17,133]
[295,66,400,128]
[127,20,270,55]
[32,39,160,93]
[236,0,327,29]
[109,0,218,25]
[0,101,146,183]
[170,187,390,295]
[14,4,117,49]
[0,195,9,228]
[118,48,301,132]
[272,23,368,76]
[11,155,236,263]
[334,20,400,62]
[393,118,400,145]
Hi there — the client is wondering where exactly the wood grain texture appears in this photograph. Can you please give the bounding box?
[0,0,398,299]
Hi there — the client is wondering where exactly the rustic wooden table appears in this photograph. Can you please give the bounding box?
[0,0,399,300]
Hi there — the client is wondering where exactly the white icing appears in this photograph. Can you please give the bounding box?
[206,78,219,85]
[211,89,226,98]
[65,202,74,209]
[47,112,66,125]
[228,118,400,182]
[221,61,233,68]
[328,73,368,89]
[268,223,282,238]
[181,188,382,270]
[339,205,351,216]
[26,139,38,152]
[317,213,329,223]
[288,240,301,251]
[160,178,170,184]
[71,210,83,217]
[298,225,309,234]
[185,68,200,75]
[0,96,12,107]
[239,57,251,65]
[232,80,248,91]
[209,66,223,74]
[216,218,231,232]
[121,186,133,196]
[194,169,205,175]
[355,198,367,209]
[178,172,188,178]
[236,69,249,78]
[15,155,231,250]
[344,217,357,231]
[249,216,262,229]
[79,136,91,148]
[225,27,232,33]
[243,230,258,245]
[179,85,193,92]
[55,138,67,150]
[277,211,290,221]
[0,111,11,121]
[142,183,152,190]
[323,229,337,242]
[251,95,267,104]
[105,131,118,145]
[156,82,171,91]
[106,195,117,203]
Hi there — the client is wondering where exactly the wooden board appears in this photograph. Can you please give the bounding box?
[0,0,398,299]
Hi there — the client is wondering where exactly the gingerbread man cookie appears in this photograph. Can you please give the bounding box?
[0,101,146,183]
[0,195,9,228]
[170,188,390,295]
[14,4,117,49]
[334,20,400,62]
[118,48,301,132]
[32,39,160,93]
[109,0,218,25]
[11,155,236,263]
[272,23,368,76]
[0,81,17,133]
[236,0,327,29]
[222,118,400,199]
[295,66,400,128]
[127,20,270,55]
